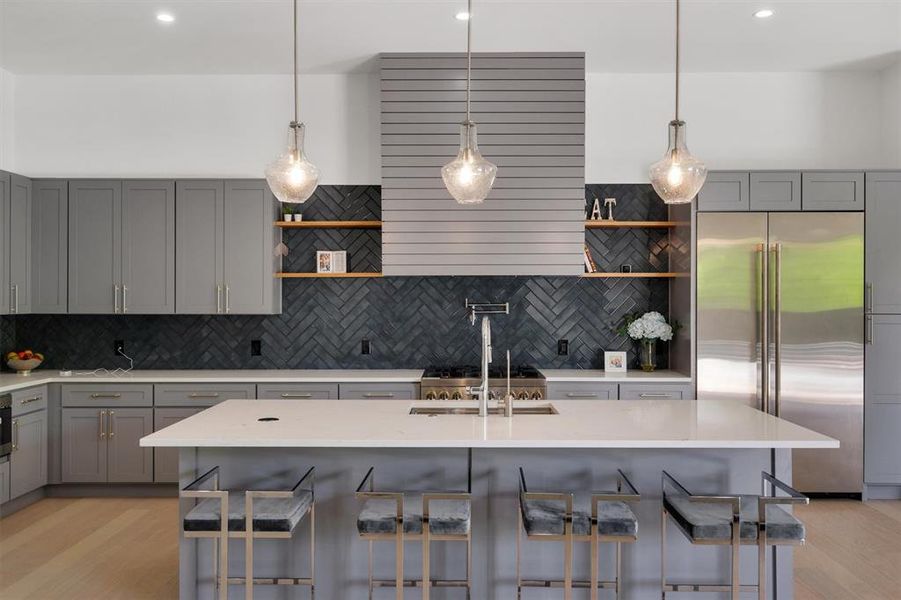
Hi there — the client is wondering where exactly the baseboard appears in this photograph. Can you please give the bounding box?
[863,484,901,500]
[0,487,47,517]
[47,483,178,498]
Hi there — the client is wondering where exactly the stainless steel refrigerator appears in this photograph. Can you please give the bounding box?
[697,212,864,494]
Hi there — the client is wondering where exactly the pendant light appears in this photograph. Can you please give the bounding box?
[265,0,320,204]
[649,0,707,205]
[442,0,497,204]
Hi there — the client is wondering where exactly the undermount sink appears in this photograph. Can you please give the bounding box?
[409,404,559,416]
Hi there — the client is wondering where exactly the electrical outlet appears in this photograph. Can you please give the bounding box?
[557,339,569,356]
[250,340,262,357]
[114,340,125,355]
[361,339,371,355]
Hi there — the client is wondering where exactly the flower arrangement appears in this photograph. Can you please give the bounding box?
[617,312,678,371]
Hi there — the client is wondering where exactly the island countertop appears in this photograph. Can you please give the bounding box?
[140,398,838,449]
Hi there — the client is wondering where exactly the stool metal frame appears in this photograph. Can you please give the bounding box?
[516,468,641,600]
[355,465,472,600]
[181,465,316,600]
[661,470,808,600]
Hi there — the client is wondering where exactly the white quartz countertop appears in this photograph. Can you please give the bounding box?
[540,369,691,383]
[0,369,425,393]
[140,399,838,449]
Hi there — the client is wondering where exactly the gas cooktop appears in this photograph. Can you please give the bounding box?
[420,365,546,400]
[422,365,543,380]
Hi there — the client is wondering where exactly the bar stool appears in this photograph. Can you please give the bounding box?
[661,470,808,600]
[516,468,641,600]
[181,465,316,600]
[355,466,472,600]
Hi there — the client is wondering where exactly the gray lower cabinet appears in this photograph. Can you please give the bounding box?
[0,171,9,313]
[339,383,419,400]
[11,385,48,417]
[546,382,618,400]
[61,408,107,482]
[696,171,750,212]
[257,383,339,400]
[154,383,255,407]
[106,408,153,482]
[153,408,203,483]
[802,171,864,211]
[61,407,153,483]
[121,180,175,314]
[9,174,33,314]
[865,172,901,314]
[9,409,48,499]
[749,171,801,211]
[0,460,9,504]
[31,180,69,313]
[61,383,153,408]
[865,314,901,484]
[618,383,694,400]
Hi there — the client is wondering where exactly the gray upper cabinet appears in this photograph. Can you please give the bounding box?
[0,171,9,314]
[68,180,121,313]
[9,409,48,499]
[121,180,175,314]
[9,174,33,314]
[176,180,223,314]
[176,179,279,315]
[749,171,801,212]
[32,180,69,314]
[380,53,586,276]
[865,172,901,314]
[802,171,864,211]
[696,171,750,212]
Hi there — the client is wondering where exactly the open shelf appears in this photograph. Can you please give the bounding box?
[276,272,384,279]
[581,272,687,279]
[585,220,687,229]
[276,220,382,229]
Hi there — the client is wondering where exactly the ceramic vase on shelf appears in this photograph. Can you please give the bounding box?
[640,339,657,372]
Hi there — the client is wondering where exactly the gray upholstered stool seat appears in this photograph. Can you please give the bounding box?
[183,491,313,533]
[664,494,805,543]
[521,498,638,537]
[357,497,471,536]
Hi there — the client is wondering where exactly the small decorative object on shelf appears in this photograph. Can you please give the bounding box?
[604,351,627,373]
[6,349,44,375]
[316,250,347,274]
[583,244,598,273]
[604,197,617,221]
[282,204,295,222]
[618,311,677,372]
[589,197,602,221]
[274,242,289,257]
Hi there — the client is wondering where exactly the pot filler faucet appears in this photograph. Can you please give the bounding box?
[464,299,510,417]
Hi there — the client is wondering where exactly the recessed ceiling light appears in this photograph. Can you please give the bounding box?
[455,12,470,21]
[753,9,775,19]
[156,12,175,23]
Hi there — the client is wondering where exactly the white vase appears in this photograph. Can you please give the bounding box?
[283,214,293,222]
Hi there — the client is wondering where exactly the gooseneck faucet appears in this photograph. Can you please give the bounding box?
[464,299,510,417]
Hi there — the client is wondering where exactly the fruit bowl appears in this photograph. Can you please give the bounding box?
[6,351,44,375]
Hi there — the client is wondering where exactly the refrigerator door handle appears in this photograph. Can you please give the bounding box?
[757,243,769,414]
[771,242,783,417]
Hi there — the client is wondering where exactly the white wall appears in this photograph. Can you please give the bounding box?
[10,69,898,184]
[0,68,14,172]
[12,73,380,183]
[883,60,901,167]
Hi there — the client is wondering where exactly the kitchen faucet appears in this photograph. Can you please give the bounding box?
[464,299,510,417]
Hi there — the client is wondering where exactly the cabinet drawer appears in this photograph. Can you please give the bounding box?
[257,383,339,400]
[865,403,901,484]
[546,382,618,400]
[61,384,153,408]
[339,383,418,400]
[802,171,864,211]
[11,385,48,417]
[697,171,750,212]
[154,383,255,407]
[618,383,693,400]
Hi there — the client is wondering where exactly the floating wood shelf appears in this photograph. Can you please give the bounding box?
[277,272,384,279]
[585,221,688,229]
[581,272,687,279]
[276,220,383,229]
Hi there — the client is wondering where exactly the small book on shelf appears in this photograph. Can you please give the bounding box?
[583,244,598,273]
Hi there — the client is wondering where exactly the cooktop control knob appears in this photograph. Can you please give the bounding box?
[451,391,463,400]
[530,391,543,400]
[425,391,437,400]
[438,391,449,400]
[517,391,529,400]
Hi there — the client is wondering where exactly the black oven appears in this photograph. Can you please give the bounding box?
[0,394,11,458]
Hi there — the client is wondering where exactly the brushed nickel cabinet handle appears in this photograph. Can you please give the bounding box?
[281,393,313,398]
[122,286,128,313]
[866,316,874,345]
[639,393,673,398]
[866,283,874,313]
[90,393,122,399]
[363,393,395,399]
[114,284,121,313]
[216,284,222,314]
[19,395,42,405]
[99,410,106,439]
[225,285,231,314]
[11,284,17,314]
[566,393,598,398]
[12,419,18,451]
[188,393,220,398]
[108,410,115,438]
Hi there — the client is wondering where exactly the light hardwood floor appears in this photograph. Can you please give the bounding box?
[1,498,899,599]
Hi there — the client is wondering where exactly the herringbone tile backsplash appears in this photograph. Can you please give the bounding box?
[4,184,672,371]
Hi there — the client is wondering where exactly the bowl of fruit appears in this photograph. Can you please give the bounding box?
[6,350,44,375]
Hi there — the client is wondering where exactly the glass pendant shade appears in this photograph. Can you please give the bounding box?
[649,120,707,205]
[266,122,320,204]
[442,122,497,205]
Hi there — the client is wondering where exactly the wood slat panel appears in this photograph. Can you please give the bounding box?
[381,90,585,103]
[383,210,585,222]
[382,155,585,168]
[382,221,584,233]
[382,122,586,135]
[384,243,583,255]
[383,231,579,244]
[381,69,585,81]
[382,79,585,91]
[382,134,585,146]
[382,188,582,200]
[383,177,584,190]
[382,145,585,156]
[381,57,585,70]
[383,253,582,266]
[381,112,585,124]
[382,101,585,113]
[383,199,583,211]
[382,166,584,179]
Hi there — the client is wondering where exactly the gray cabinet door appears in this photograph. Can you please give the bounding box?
[176,180,224,314]
[31,180,68,313]
[696,171,750,212]
[546,382,618,400]
[122,180,175,314]
[864,315,901,484]
[749,171,801,212]
[68,180,122,313]
[0,460,9,504]
[802,171,864,211]
[9,174,33,314]
[222,180,279,314]
[153,407,203,483]
[0,172,9,314]
[106,408,153,483]
[865,172,901,314]
[257,383,339,400]
[9,409,48,499]
[61,408,107,482]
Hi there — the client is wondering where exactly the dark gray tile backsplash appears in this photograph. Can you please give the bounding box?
[3,184,672,371]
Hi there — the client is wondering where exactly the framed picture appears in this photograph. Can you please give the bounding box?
[604,351,627,373]
[316,251,333,273]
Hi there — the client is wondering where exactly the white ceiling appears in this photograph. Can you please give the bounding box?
[1,0,899,75]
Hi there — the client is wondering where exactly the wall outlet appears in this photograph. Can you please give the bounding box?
[114,340,125,355]
[361,339,371,355]
[250,340,262,357]
[557,339,569,356]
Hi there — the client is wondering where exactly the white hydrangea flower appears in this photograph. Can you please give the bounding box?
[626,312,675,341]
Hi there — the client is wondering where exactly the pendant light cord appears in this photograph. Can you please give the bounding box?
[674,0,680,122]
[466,0,473,123]
[293,0,299,126]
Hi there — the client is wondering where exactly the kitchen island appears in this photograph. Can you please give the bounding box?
[142,399,837,599]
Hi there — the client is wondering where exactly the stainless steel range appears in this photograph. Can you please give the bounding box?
[420,365,546,401]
